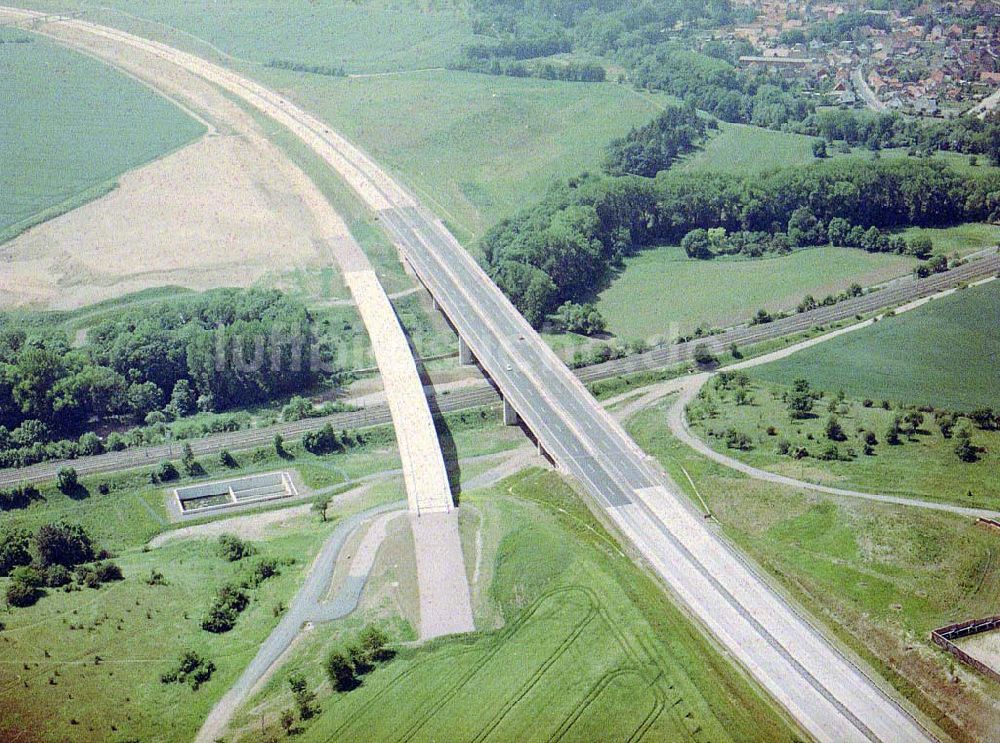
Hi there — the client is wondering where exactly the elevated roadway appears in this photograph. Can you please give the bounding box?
[0,9,972,740]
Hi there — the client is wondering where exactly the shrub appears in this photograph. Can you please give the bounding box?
[692,343,716,367]
[56,467,78,494]
[358,625,394,663]
[0,529,33,576]
[325,649,358,692]
[724,428,753,451]
[161,650,216,690]
[44,564,71,588]
[6,578,42,608]
[201,583,249,633]
[218,534,255,562]
[303,424,340,455]
[218,449,238,468]
[34,522,95,568]
[94,561,123,583]
[151,461,179,484]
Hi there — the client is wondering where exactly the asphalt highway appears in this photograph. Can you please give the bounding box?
[1,10,982,740]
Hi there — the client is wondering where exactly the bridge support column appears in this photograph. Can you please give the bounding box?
[431,295,440,311]
[458,336,474,366]
[503,398,519,426]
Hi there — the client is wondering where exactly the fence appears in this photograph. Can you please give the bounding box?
[930,615,1000,685]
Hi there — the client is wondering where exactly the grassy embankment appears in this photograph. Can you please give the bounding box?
[228,469,799,743]
[0,27,204,244]
[627,400,1000,742]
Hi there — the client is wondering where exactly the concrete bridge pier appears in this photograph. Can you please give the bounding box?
[503,398,519,426]
[458,336,474,365]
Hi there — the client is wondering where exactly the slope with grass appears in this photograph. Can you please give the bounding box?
[65,0,476,74]
[255,67,672,243]
[0,28,204,243]
[0,515,335,742]
[627,399,1000,742]
[687,377,1000,511]
[752,279,1000,411]
[228,469,797,742]
[596,245,915,341]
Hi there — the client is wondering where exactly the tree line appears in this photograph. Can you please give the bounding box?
[481,156,999,326]
[0,289,338,468]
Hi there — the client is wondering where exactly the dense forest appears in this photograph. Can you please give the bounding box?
[0,289,337,467]
[482,156,1000,326]
[603,103,712,177]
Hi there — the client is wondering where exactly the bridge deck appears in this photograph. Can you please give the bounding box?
[345,270,452,514]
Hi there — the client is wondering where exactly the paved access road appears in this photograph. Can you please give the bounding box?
[0,9,956,741]
[194,502,407,743]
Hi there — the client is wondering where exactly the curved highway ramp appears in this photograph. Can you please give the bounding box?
[1,8,940,743]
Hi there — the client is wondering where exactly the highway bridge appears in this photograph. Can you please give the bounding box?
[0,8,974,740]
[3,251,996,489]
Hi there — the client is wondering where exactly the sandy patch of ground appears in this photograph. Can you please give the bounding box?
[149,502,312,548]
[0,10,356,310]
[956,630,1000,678]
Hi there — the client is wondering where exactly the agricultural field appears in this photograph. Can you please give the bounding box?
[228,469,797,743]
[687,376,1000,511]
[0,27,203,244]
[627,400,1000,742]
[595,245,915,341]
[752,278,1000,411]
[17,0,665,245]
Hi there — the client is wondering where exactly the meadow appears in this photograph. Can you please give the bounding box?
[69,0,477,74]
[627,400,1000,742]
[688,377,1000,510]
[595,245,915,340]
[255,67,672,243]
[230,469,797,743]
[898,222,999,258]
[752,278,1000,411]
[676,121,820,174]
[0,407,529,741]
[0,28,204,243]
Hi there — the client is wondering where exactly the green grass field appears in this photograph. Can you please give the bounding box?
[596,245,915,340]
[0,29,204,243]
[677,122,820,174]
[898,223,999,257]
[231,469,796,742]
[627,400,1000,741]
[0,507,353,742]
[253,67,671,243]
[57,0,477,74]
[688,377,1000,510]
[753,278,1000,411]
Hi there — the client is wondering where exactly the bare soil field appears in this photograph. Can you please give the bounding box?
[0,10,356,309]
